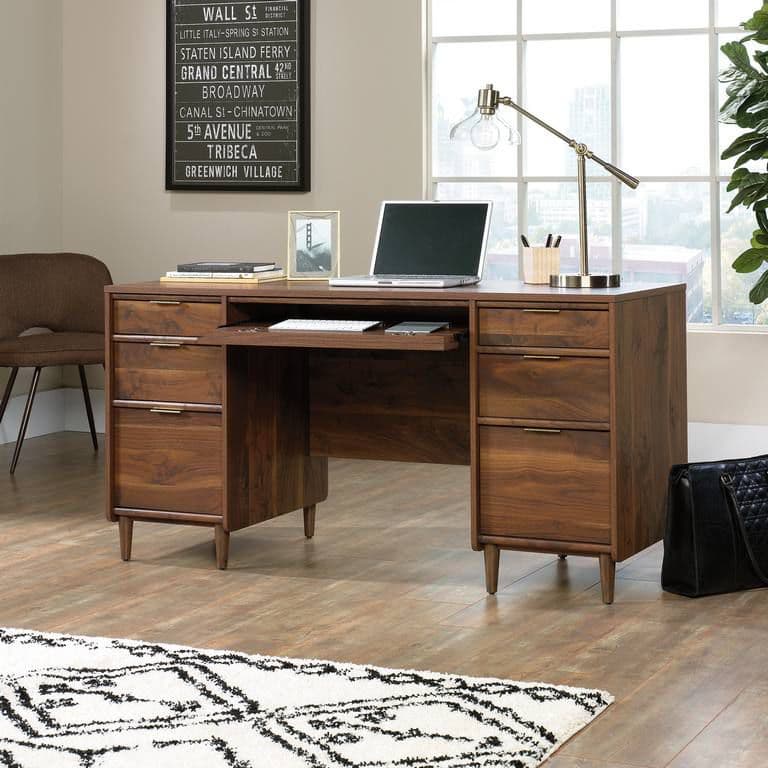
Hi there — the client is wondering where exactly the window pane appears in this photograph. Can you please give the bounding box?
[436,183,519,280]
[622,182,711,322]
[720,182,768,324]
[528,182,613,275]
[432,0,516,37]
[621,36,709,176]
[523,0,609,34]
[717,0,757,27]
[433,42,517,177]
[525,39,610,176]
[617,0,707,30]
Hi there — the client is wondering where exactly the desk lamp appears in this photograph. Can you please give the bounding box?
[450,84,639,288]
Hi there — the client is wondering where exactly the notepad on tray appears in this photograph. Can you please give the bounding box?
[385,321,449,335]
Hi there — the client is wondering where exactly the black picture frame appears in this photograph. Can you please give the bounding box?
[166,0,311,192]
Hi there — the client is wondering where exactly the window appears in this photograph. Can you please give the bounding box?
[427,0,766,326]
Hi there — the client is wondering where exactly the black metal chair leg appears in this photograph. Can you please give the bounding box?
[0,368,19,424]
[78,366,98,451]
[10,367,42,474]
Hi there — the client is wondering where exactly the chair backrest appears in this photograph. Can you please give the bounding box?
[0,253,113,340]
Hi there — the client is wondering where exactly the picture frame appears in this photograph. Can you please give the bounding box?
[287,211,341,280]
[165,0,311,192]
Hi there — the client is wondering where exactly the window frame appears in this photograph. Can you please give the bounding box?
[424,0,763,331]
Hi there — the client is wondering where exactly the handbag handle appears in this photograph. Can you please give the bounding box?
[721,473,768,587]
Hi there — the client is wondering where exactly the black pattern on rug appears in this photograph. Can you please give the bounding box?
[0,628,612,767]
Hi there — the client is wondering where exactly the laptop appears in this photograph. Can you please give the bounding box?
[329,200,492,288]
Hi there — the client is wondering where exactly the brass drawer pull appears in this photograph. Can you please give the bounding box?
[150,408,184,415]
[149,342,184,348]
[523,428,562,434]
[523,355,561,361]
[149,300,182,306]
[522,308,561,314]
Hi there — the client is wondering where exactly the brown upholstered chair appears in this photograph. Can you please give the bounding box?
[0,253,112,473]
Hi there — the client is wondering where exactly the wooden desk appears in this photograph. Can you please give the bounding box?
[104,280,688,604]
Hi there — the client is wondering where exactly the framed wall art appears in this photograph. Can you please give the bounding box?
[166,0,310,192]
[287,211,341,280]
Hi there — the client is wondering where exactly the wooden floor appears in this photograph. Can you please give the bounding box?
[1,433,767,766]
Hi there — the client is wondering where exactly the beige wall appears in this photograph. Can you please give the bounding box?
[0,0,64,397]
[61,0,424,284]
[688,331,768,425]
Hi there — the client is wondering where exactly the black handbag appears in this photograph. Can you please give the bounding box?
[662,455,768,597]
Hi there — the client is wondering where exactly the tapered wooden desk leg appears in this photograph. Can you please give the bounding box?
[599,554,616,605]
[303,505,316,539]
[118,517,134,562]
[215,526,230,570]
[484,544,500,595]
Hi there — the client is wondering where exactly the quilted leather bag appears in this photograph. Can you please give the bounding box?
[662,455,768,597]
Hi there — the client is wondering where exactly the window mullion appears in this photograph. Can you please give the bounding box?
[517,3,526,275]
[709,0,722,326]
[611,0,622,276]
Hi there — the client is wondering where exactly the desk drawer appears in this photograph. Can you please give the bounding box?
[114,299,221,338]
[479,426,610,544]
[113,407,222,516]
[114,343,223,405]
[478,307,609,348]
[478,354,610,423]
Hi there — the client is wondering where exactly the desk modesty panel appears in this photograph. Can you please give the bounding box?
[104,280,688,604]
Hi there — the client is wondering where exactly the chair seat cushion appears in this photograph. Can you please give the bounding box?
[0,332,105,367]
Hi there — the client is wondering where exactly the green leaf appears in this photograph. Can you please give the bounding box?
[733,248,768,273]
[744,6,768,35]
[749,269,768,304]
[759,210,768,234]
[721,41,760,77]
[736,139,768,166]
[727,171,767,193]
[752,230,768,246]
[755,50,768,74]
[721,132,763,160]
[727,180,768,211]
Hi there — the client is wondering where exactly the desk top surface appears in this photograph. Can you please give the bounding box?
[107,279,685,304]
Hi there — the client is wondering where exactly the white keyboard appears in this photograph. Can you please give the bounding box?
[269,319,382,333]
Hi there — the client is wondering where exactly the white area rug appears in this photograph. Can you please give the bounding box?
[0,628,612,767]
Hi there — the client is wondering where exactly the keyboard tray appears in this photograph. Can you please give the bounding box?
[199,322,467,352]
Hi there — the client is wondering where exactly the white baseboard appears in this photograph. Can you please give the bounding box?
[0,388,105,445]
[1,392,767,461]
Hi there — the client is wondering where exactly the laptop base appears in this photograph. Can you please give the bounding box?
[329,276,480,289]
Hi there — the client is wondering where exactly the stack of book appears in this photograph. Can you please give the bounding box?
[161,261,284,283]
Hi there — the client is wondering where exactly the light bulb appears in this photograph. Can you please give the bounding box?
[470,115,500,151]
[449,108,478,142]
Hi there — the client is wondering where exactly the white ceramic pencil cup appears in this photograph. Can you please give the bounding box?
[522,247,561,285]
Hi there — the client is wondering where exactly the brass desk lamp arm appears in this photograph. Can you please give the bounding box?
[494,94,639,190]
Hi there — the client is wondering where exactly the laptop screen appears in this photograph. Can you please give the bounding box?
[372,202,491,276]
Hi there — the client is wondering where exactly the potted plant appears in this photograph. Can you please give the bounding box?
[721,2,768,304]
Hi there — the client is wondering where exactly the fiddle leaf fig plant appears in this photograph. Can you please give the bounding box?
[721,2,768,304]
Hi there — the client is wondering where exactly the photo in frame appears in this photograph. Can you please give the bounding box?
[287,211,341,280]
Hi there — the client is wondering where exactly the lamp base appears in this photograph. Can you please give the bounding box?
[549,273,621,289]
